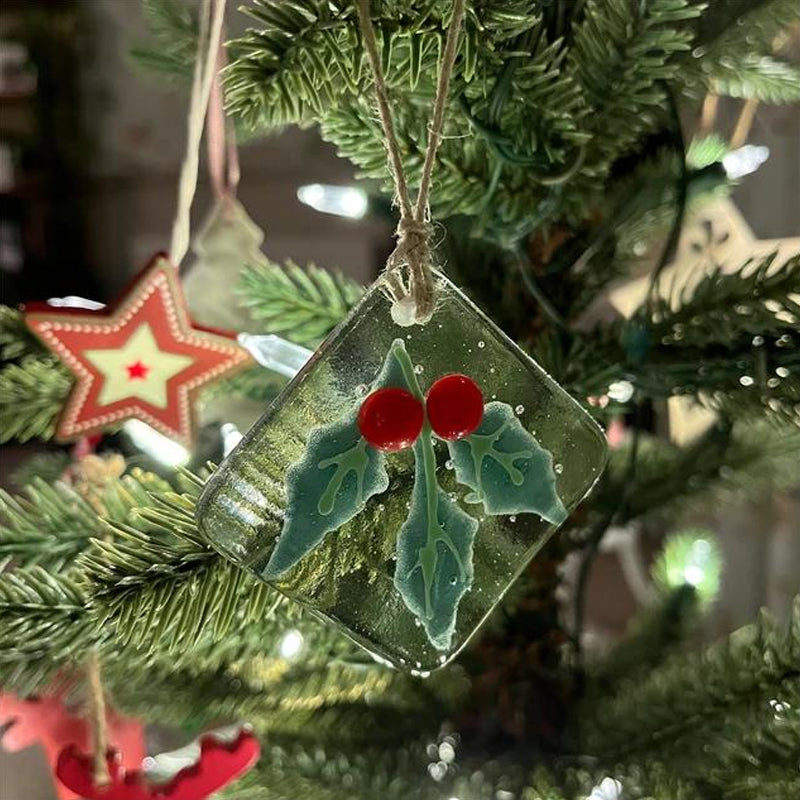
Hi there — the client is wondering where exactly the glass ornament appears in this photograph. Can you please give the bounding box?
[197,272,607,670]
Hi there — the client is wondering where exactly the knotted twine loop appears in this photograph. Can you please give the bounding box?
[355,0,466,326]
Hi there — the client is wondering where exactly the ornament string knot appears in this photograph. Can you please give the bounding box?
[385,217,434,325]
[356,0,465,327]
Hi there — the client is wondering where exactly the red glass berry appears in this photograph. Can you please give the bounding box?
[426,373,484,440]
[357,387,424,451]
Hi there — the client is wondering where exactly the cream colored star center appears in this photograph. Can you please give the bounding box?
[84,323,194,409]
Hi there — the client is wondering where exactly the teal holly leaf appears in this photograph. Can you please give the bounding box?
[263,344,417,580]
[394,437,479,651]
[447,402,567,524]
[262,411,389,579]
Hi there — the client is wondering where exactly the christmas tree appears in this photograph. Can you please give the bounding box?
[1,1,799,798]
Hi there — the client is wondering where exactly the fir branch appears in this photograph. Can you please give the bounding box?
[237,260,364,347]
[0,478,105,571]
[217,743,433,800]
[129,0,199,82]
[584,600,800,766]
[8,450,71,489]
[710,55,800,103]
[592,421,800,528]
[690,0,800,62]
[566,0,700,172]
[0,305,48,360]
[589,584,701,691]
[0,356,72,442]
[645,252,800,348]
[679,0,800,100]
[0,567,94,692]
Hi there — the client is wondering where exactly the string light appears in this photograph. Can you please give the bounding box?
[588,777,622,800]
[238,332,312,378]
[653,530,721,604]
[123,419,189,467]
[278,629,304,660]
[221,422,243,456]
[722,144,770,179]
[47,296,106,310]
[297,183,368,219]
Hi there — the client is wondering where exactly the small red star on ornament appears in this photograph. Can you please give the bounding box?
[126,360,150,380]
[24,254,252,446]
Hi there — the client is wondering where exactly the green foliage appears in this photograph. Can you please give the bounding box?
[583,601,800,796]
[711,55,800,103]
[237,259,364,347]
[0,478,107,571]
[566,0,699,171]
[0,356,72,442]
[129,0,198,82]
[652,530,721,605]
[590,421,800,529]
[8,450,71,488]
[0,567,94,692]
[0,306,47,360]
[3,2,800,798]
[683,0,800,100]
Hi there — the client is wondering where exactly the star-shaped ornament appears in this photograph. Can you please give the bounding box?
[25,254,252,446]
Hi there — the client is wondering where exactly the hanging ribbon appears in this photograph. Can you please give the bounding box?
[206,39,240,202]
[355,0,465,326]
[169,0,228,265]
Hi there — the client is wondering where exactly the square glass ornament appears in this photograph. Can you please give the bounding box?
[197,272,607,671]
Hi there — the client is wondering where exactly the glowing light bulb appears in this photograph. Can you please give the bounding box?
[607,380,634,403]
[47,295,106,310]
[221,422,243,456]
[123,419,189,467]
[722,145,770,179]
[682,564,705,586]
[238,333,312,378]
[279,629,304,660]
[297,183,368,219]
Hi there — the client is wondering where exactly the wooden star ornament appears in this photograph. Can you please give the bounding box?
[24,254,252,447]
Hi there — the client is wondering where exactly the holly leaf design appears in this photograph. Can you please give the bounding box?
[262,412,388,578]
[263,341,410,580]
[394,438,478,651]
[447,402,567,524]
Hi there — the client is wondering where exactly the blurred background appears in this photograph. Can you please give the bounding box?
[0,2,798,797]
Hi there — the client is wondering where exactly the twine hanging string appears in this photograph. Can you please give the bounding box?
[729,97,760,150]
[169,0,227,266]
[355,0,466,326]
[86,650,110,785]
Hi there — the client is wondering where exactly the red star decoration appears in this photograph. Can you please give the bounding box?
[25,254,252,447]
[126,360,150,380]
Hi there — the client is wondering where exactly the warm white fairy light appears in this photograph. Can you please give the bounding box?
[238,332,312,378]
[47,295,106,310]
[123,419,189,467]
[722,144,770,179]
[607,379,634,403]
[588,776,623,800]
[221,422,243,456]
[297,183,368,219]
[279,629,305,660]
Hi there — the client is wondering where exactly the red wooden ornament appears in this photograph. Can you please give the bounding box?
[426,373,484,440]
[357,387,424,451]
[24,254,252,447]
[0,691,145,800]
[56,729,260,800]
